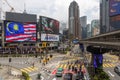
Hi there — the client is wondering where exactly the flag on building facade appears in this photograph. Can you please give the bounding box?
[5,21,36,42]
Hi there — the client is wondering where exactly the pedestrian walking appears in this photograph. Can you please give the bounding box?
[68,65,71,71]
[67,61,69,65]
[72,66,74,71]
[32,62,35,68]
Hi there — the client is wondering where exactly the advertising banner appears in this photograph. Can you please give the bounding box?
[110,0,120,16]
[40,16,59,34]
[110,14,120,31]
[41,34,59,41]
[6,12,37,23]
[4,21,37,42]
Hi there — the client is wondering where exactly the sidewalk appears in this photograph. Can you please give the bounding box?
[0,65,23,80]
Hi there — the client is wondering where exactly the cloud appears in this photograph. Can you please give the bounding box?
[1,0,99,24]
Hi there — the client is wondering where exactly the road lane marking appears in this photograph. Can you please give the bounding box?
[29,72,38,76]
[52,78,56,80]
[22,67,32,72]
[64,64,67,69]
[20,69,28,73]
[27,67,35,71]
[108,71,115,77]
[57,64,61,68]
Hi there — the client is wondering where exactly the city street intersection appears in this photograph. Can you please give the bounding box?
[0,45,120,80]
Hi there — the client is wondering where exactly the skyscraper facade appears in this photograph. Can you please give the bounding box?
[100,0,109,34]
[86,24,91,38]
[80,16,87,39]
[68,1,81,39]
[91,20,100,36]
[60,22,67,34]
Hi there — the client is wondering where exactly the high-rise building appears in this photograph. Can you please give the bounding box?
[0,20,2,47]
[80,16,87,39]
[100,0,109,34]
[0,0,2,20]
[60,22,67,34]
[91,20,100,36]
[86,24,91,38]
[68,1,81,39]
[63,28,69,39]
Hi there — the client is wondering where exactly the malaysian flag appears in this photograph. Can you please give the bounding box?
[5,22,36,42]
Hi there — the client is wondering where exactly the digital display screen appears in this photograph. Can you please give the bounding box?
[109,0,120,16]
[5,21,36,42]
[40,16,59,34]
[41,33,59,41]
[6,12,37,23]
[110,14,120,31]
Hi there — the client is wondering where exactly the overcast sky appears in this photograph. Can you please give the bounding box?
[1,0,99,24]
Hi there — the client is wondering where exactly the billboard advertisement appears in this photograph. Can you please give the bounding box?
[6,12,37,23]
[40,16,59,34]
[41,34,59,41]
[4,21,37,42]
[109,0,120,16]
[110,14,120,31]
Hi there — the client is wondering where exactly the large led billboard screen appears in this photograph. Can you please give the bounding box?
[110,15,120,31]
[40,16,59,34]
[4,21,36,42]
[109,0,120,16]
[6,12,37,23]
[41,34,59,41]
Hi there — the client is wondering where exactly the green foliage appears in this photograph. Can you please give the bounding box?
[22,72,31,80]
[93,75,98,80]
[93,68,110,80]
[37,73,41,79]
[65,47,71,51]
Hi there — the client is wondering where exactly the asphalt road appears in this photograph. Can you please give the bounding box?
[104,68,120,80]
[46,44,84,80]
[103,54,120,80]
[0,44,85,80]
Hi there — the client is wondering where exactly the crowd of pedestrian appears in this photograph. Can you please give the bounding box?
[66,60,86,80]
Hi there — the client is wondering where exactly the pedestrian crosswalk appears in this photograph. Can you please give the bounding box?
[56,63,115,69]
[103,63,115,68]
[103,59,117,63]
[66,54,81,58]
[61,58,77,63]
[20,66,38,73]
[56,63,81,69]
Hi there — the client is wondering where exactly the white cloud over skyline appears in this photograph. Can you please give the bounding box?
[1,0,99,24]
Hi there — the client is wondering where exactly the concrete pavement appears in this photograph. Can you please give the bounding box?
[0,65,23,80]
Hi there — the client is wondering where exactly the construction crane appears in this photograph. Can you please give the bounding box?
[0,0,16,19]
[3,0,15,12]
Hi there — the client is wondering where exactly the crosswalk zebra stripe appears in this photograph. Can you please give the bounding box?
[20,67,38,73]
[103,63,115,68]
[21,68,31,72]
[20,69,28,73]
[27,67,36,71]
